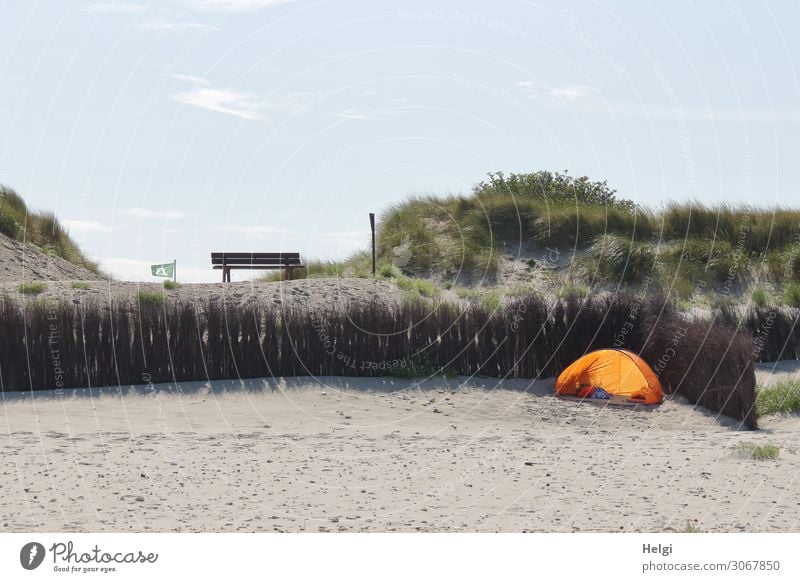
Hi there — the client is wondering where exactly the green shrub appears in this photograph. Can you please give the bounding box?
[70,281,90,290]
[387,356,456,379]
[474,170,631,207]
[783,282,800,308]
[454,288,481,300]
[751,287,768,307]
[669,275,696,302]
[589,234,657,284]
[414,279,440,298]
[18,282,46,295]
[506,284,537,298]
[756,379,800,416]
[378,263,402,278]
[683,521,701,533]
[395,277,440,298]
[480,290,501,311]
[558,283,589,298]
[0,210,18,238]
[136,290,164,306]
[163,280,181,290]
[735,442,780,460]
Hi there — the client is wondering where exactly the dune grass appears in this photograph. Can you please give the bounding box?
[756,379,800,416]
[395,277,440,298]
[751,287,768,307]
[783,282,800,308]
[70,281,90,290]
[241,170,800,296]
[18,282,46,295]
[135,290,164,306]
[258,252,374,282]
[372,172,800,287]
[735,442,780,460]
[0,185,103,275]
[163,280,181,290]
[683,521,701,533]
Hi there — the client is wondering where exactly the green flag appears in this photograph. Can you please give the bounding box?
[151,262,174,278]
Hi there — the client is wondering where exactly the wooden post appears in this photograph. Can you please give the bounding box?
[369,212,376,276]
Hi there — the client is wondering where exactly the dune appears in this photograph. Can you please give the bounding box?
[1,372,799,533]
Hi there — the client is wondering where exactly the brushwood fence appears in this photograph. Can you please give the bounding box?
[713,304,800,363]
[0,293,758,428]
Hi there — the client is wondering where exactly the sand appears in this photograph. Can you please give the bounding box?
[0,232,102,283]
[2,370,799,533]
[0,277,405,310]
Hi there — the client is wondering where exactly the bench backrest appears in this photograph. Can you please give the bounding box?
[211,252,302,266]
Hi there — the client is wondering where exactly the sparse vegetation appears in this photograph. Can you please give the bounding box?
[70,282,90,290]
[395,277,440,298]
[163,280,181,290]
[387,356,456,379]
[259,253,372,282]
[480,290,502,311]
[756,380,800,417]
[454,287,481,300]
[751,287,768,307]
[589,234,657,285]
[683,521,701,533]
[135,290,164,306]
[735,442,780,460]
[18,282,46,295]
[378,263,402,279]
[783,282,800,308]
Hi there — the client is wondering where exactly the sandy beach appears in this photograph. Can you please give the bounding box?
[2,370,798,533]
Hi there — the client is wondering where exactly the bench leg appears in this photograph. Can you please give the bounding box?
[222,267,230,283]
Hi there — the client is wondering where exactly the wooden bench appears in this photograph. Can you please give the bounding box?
[211,252,304,282]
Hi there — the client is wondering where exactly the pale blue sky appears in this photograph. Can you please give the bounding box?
[1,0,798,281]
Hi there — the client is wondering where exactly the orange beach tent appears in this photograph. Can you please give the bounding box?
[555,349,663,405]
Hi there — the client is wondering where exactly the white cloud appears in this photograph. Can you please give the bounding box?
[549,85,590,100]
[137,20,219,33]
[172,87,266,120]
[120,207,186,219]
[63,219,113,234]
[338,108,374,121]
[170,73,210,85]
[516,81,591,100]
[84,1,144,16]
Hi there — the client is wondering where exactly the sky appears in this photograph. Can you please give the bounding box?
[1,0,798,282]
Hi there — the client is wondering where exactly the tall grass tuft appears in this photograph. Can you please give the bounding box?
[0,185,103,275]
[18,282,46,295]
[756,379,800,416]
[784,282,800,308]
[588,234,657,285]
